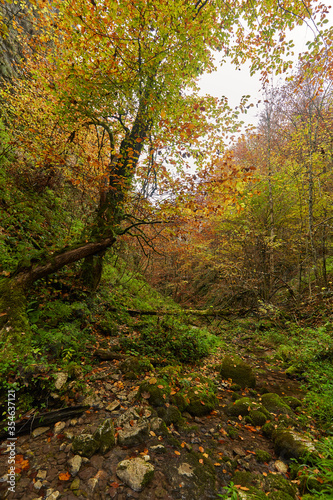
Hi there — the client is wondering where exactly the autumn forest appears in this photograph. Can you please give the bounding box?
[1,1,333,499]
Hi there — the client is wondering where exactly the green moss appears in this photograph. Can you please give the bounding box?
[120,356,154,380]
[156,405,185,427]
[170,391,188,412]
[93,418,115,454]
[227,397,264,417]
[0,279,31,345]
[232,470,259,487]
[261,393,292,415]
[255,449,272,463]
[183,386,218,416]
[138,378,171,406]
[264,473,297,497]
[273,429,312,460]
[219,356,256,388]
[262,422,275,439]
[185,451,216,492]
[72,433,99,458]
[184,372,217,392]
[247,409,268,426]
[158,365,182,385]
[282,396,302,410]
[227,426,239,439]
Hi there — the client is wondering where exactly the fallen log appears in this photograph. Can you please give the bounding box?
[106,306,251,317]
[0,405,90,441]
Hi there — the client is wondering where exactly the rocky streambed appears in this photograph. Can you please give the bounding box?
[0,352,325,499]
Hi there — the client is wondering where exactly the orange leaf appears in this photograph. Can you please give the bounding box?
[174,450,181,456]
[199,446,204,453]
[59,472,71,481]
[110,481,120,488]
[157,385,164,389]
[199,459,203,464]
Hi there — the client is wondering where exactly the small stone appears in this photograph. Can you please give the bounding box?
[178,463,194,477]
[68,455,82,476]
[45,491,60,500]
[106,400,121,412]
[34,480,43,490]
[87,477,99,492]
[70,419,78,426]
[32,427,50,438]
[116,457,154,492]
[54,421,66,434]
[36,470,47,480]
[70,477,80,491]
[64,431,74,440]
[54,372,68,390]
[128,390,138,401]
[275,460,288,474]
[59,443,67,451]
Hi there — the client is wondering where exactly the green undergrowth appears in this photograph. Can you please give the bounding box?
[120,316,218,365]
[0,253,218,415]
[252,321,333,426]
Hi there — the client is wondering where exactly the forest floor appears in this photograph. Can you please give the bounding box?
[0,323,326,500]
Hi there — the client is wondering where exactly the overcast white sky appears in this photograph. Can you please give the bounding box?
[198,3,333,134]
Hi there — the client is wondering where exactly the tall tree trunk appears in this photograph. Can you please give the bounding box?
[80,85,153,291]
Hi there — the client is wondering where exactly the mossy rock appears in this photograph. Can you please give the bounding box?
[184,451,216,493]
[262,422,275,439]
[170,391,188,412]
[282,396,302,410]
[261,393,292,415]
[120,356,154,380]
[264,473,297,498]
[273,429,315,461]
[93,418,115,454]
[138,378,171,406]
[183,372,217,392]
[247,409,268,426]
[226,397,262,417]
[226,426,239,439]
[156,405,185,427]
[183,386,218,416]
[219,356,256,388]
[232,470,260,488]
[72,433,99,458]
[255,449,272,463]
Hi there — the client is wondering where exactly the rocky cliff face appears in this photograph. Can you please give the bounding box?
[0,1,34,81]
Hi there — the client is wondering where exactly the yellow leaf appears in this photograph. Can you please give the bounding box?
[161,109,166,119]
